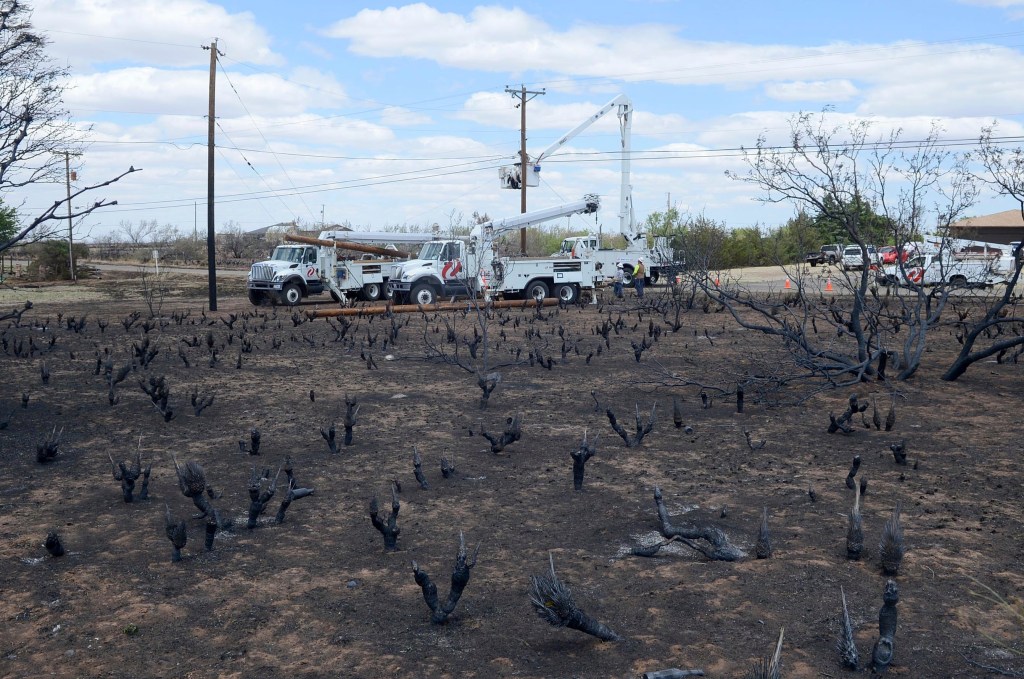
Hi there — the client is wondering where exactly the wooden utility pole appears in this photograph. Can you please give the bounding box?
[205,39,221,311]
[64,152,75,283]
[505,85,544,254]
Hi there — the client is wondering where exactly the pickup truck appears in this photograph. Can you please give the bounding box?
[806,244,843,267]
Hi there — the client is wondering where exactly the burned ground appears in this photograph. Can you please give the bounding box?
[0,275,1022,678]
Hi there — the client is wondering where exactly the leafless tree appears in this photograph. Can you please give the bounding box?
[0,1,137,253]
[942,126,1024,380]
[713,112,976,386]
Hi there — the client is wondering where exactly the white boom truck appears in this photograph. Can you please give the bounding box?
[879,249,1010,288]
[500,94,676,285]
[388,196,602,305]
[246,230,433,305]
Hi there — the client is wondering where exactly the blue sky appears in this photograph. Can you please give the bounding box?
[16,0,1024,240]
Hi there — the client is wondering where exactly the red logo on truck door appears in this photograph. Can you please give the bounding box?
[306,265,317,278]
[441,260,463,280]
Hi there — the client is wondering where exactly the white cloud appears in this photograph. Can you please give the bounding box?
[379,106,433,127]
[33,0,282,68]
[764,80,859,102]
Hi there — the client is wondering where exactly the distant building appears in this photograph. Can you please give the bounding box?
[949,209,1024,245]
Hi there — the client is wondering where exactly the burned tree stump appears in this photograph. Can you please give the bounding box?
[884,396,896,431]
[837,586,860,670]
[164,504,188,563]
[528,554,620,642]
[481,413,522,453]
[745,627,784,679]
[571,429,598,491]
[320,422,339,454]
[342,394,360,446]
[274,481,314,524]
[476,371,501,410]
[652,486,745,561]
[108,449,149,503]
[190,388,215,416]
[247,466,281,529]
[440,449,456,479]
[754,507,772,559]
[879,503,905,576]
[369,484,401,551]
[870,580,899,675]
[890,439,907,465]
[204,513,219,551]
[606,402,656,448]
[140,375,175,421]
[413,447,429,490]
[672,395,683,429]
[35,426,62,464]
[44,531,65,557]
[411,532,479,624]
[828,393,868,434]
[172,454,219,521]
[845,455,861,490]
[846,485,864,560]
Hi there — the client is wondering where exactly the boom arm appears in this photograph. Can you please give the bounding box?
[529,95,634,236]
[473,195,600,240]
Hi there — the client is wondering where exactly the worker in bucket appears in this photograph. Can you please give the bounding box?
[633,256,646,299]
[612,263,624,298]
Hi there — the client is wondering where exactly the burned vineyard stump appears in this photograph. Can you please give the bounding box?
[528,554,620,642]
[411,532,479,624]
[369,484,401,551]
[570,429,598,491]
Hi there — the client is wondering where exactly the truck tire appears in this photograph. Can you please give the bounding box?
[362,282,382,302]
[828,255,837,265]
[280,281,302,306]
[524,279,550,301]
[650,271,660,286]
[949,275,968,288]
[809,260,817,267]
[621,268,635,286]
[554,283,579,304]
[247,289,264,305]
[410,283,437,306]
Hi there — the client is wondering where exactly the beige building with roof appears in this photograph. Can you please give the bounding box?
[949,209,1024,245]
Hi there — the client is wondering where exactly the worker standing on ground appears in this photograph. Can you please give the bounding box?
[634,257,646,299]
[613,263,624,298]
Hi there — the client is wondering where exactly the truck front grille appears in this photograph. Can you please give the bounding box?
[251,264,275,281]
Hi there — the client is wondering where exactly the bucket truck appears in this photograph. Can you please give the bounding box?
[388,195,601,305]
[500,95,676,285]
[246,230,434,306]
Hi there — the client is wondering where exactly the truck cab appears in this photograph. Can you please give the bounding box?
[247,245,323,305]
[388,239,470,305]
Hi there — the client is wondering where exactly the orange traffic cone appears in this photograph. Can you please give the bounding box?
[825,278,833,292]
[784,278,791,289]
[714,276,720,287]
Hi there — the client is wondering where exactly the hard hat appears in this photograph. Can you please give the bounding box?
[638,256,644,262]
[616,263,623,269]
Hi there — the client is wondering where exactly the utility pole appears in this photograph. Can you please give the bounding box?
[64,152,76,283]
[506,84,545,255]
[204,38,222,311]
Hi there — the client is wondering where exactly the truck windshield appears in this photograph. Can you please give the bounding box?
[271,247,304,263]
[559,239,574,254]
[418,242,446,260]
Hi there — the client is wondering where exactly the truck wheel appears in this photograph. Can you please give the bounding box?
[828,256,837,265]
[525,280,550,301]
[362,283,382,302]
[280,282,302,306]
[247,289,264,305]
[650,271,660,286]
[554,283,579,303]
[949,275,968,288]
[410,283,436,306]
[809,260,817,268]
[621,268,634,285]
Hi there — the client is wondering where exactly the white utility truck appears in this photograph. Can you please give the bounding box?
[879,249,1010,288]
[501,94,676,284]
[388,196,601,305]
[246,231,432,305]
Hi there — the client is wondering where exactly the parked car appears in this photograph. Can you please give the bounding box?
[806,244,843,267]
[841,245,880,271]
[880,244,915,265]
